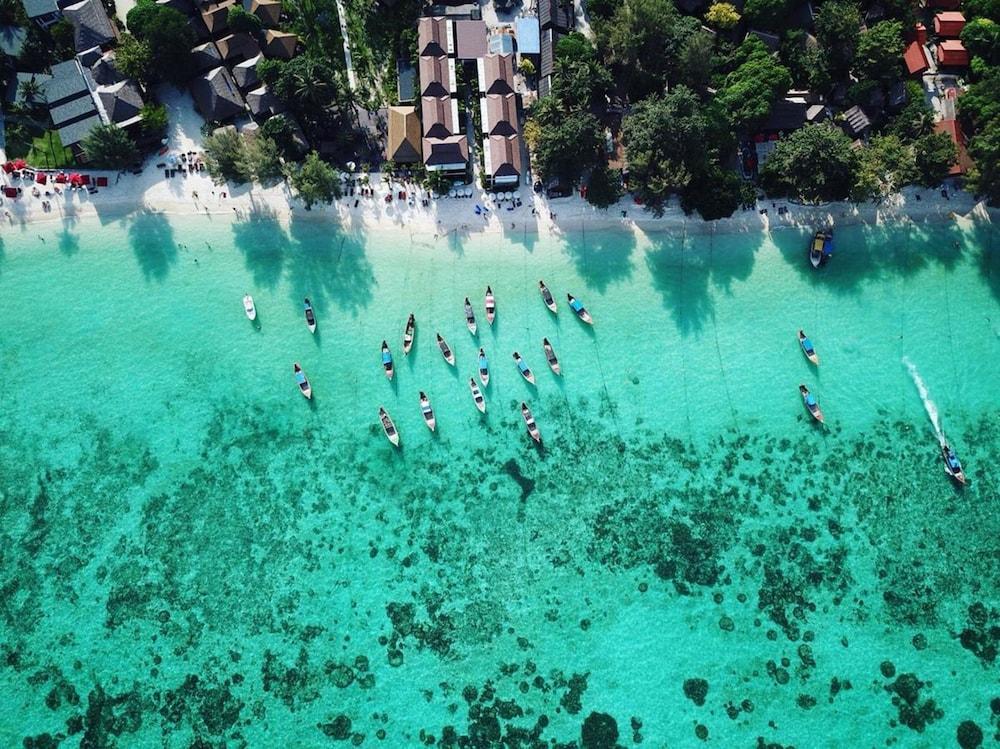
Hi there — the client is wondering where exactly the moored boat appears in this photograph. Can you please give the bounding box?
[799,384,824,423]
[478,347,490,385]
[485,286,496,325]
[437,333,455,365]
[809,230,833,269]
[294,363,311,399]
[464,297,478,335]
[521,402,541,444]
[567,293,593,324]
[243,294,256,321]
[941,441,967,485]
[381,340,394,380]
[303,298,317,333]
[403,313,415,355]
[798,330,819,365]
[513,351,535,384]
[379,407,400,446]
[539,281,557,313]
[419,391,436,431]
[469,378,486,413]
[542,337,561,375]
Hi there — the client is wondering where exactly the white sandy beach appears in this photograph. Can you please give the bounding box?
[2,89,995,239]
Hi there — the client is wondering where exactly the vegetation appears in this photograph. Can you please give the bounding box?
[960,68,1000,203]
[115,34,154,86]
[140,103,169,138]
[337,0,420,105]
[126,0,196,85]
[913,132,958,187]
[760,123,858,203]
[528,98,603,187]
[716,37,792,132]
[27,130,75,169]
[814,0,862,73]
[705,2,741,29]
[81,125,139,170]
[743,0,790,29]
[228,5,262,36]
[204,129,250,184]
[853,21,903,85]
[586,165,623,208]
[290,151,341,208]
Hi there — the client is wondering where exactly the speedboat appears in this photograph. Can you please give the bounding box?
[809,230,833,269]
[521,402,541,444]
[419,391,436,431]
[567,293,593,324]
[539,280,557,313]
[381,340,394,380]
[798,330,819,365]
[294,363,311,399]
[464,297,478,335]
[469,378,486,413]
[379,407,399,446]
[543,338,561,375]
[303,298,317,333]
[437,333,455,365]
[799,384,824,423]
[513,351,536,384]
[478,347,490,385]
[485,286,496,325]
[941,441,967,485]
[403,313,415,355]
[243,294,256,321]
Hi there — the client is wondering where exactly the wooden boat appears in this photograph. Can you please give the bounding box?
[567,293,593,324]
[941,441,967,485]
[469,378,486,413]
[294,363,311,399]
[799,384,824,423]
[419,391,436,431]
[478,347,490,386]
[464,297,478,335]
[381,340,394,380]
[513,351,535,384]
[303,297,317,333]
[543,337,561,375]
[243,294,256,321]
[485,285,496,325]
[539,280,557,313]
[437,333,455,365]
[521,402,541,444]
[809,230,833,269]
[403,313,415,355]
[379,406,400,446]
[798,330,819,365]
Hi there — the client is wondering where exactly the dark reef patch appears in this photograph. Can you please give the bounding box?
[885,673,944,732]
[683,678,709,707]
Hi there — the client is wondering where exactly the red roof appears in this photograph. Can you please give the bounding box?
[904,42,930,75]
[933,119,974,176]
[934,12,965,37]
[937,39,969,67]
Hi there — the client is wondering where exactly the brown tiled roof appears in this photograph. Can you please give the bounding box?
[420,95,455,139]
[482,53,514,95]
[453,19,487,60]
[200,0,234,34]
[418,17,449,56]
[933,118,973,175]
[484,93,518,136]
[419,54,450,97]
[247,0,280,26]
[422,135,468,167]
[386,105,421,163]
[933,12,965,37]
[215,32,260,62]
[488,133,522,178]
[936,39,969,66]
[263,29,297,59]
[903,41,929,76]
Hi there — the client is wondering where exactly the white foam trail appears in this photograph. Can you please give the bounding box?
[903,357,944,444]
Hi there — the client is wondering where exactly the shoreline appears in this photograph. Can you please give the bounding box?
[3,161,995,240]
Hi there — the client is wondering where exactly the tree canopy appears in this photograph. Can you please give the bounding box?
[814,0,862,72]
[115,34,154,86]
[760,123,858,202]
[705,2,741,30]
[853,20,903,84]
[716,37,792,132]
[126,0,195,84]
[290,152,341,208]
[227,4,262,35]
[81,125,138,170]
[204,129,250,184]
[850,134,916,202]
[960,18,1000,65]
[743,0,791,30]
[913,132,957,187]
[527,97,603,187]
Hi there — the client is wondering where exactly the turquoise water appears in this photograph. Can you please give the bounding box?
[1,211,999,748]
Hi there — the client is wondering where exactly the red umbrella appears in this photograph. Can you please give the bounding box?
[12,159,27,169]
[55,173,68,183]
[69,173,83,186]
[2,162,13,174]
[36,172,47,184]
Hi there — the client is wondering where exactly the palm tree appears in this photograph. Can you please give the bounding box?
[18,77,44,107]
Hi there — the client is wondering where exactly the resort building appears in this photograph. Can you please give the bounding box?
[478,52,524,186]
[385,105,421,163]
[903,40,930,77]
[935,39,969,67]
[417,16,468,174]
[21,0,61,28]
[190,65,245,122]
[933,11,965,37]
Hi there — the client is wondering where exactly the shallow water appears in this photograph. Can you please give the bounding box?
[1,212,998,748]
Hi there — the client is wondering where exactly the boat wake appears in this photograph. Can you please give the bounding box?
[903,357,944,445]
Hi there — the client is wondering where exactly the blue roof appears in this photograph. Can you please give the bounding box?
[515,17,540,54]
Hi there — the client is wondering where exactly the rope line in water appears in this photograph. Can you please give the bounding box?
[708,232,740,436]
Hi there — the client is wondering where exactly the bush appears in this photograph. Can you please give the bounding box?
[705,2,741,29]
[82,125,138,170]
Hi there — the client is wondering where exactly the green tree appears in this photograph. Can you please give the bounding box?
[705,2,741,29]
[680,165,753,220]
[958,67,1000,132]
[965,0,1000,21]
[586,165,623,208]
[622,86,731,210]
[678,30,717,92]
[815,0,862,72]
[913,132,957,186]
[81,125,139,170]
[743,0,789,29]
[228,4,262,35]
[204,129,251,184]
[140,103,168,137]
[780,30,832,91]
[518,57,536,77]
[17,76,44,107]
[886,80,935,141]
[260,115,303,158]
[587,0,622,22]
[529,98,603,186]
[115,34,154,85]
[602,0,701,97]
[269,54,349,119]
[50,19,75,57]
[126,0,195,84]
[243,136,284,183]
[717,37,792,131]
[967,126,1000,203]
[850,134,917,201]
[853,20,903,84]
[760,123,858,202]
[290,151,340,208]
[960,18,1000,65]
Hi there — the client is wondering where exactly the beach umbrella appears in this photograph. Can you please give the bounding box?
[488,192,496,201]
[2,162,13,173]
[54,173,68,183]
[12,159,27,169]
[36,172,47,184]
